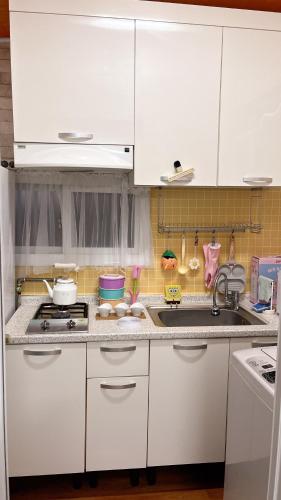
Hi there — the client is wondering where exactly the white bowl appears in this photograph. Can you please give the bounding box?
[115,303,129,318]
[130,302,145,317]
[99,303,112,310]
[117,316,142,330]
[97,303,112,318]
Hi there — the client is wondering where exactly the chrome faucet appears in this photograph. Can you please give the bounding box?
[211,272,240,316]
[227,290,240,311]
[211,272,228,316]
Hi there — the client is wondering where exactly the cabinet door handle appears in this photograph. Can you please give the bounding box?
[243,177,272,185]
[251,341,277,348]
[100,382,136,390]
[100,346,136,353]
[173,344,207,351]
[58,132,93,142]
[23,348,62,356]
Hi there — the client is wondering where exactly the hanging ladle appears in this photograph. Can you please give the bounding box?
[178,234,188,275]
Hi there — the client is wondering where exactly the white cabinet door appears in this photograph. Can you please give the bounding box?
[148,339,229,466]
[87,340,149,378]
[230,336,277,354]
[6,344,86,477]
[10,12,134,145]
[219,28,281,186]
[135,21,222,186]
[86,376,148,471]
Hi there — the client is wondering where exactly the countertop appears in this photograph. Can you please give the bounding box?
[5,295,279,344]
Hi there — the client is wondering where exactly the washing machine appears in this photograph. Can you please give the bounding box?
[224,346,276,500]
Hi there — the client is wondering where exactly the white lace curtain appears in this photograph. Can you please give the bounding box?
[16,172,152,270]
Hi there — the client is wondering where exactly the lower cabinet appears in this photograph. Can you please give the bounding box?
[86,376,148,471]
[230,336,277,353]
[6,344,86,477]
[147,339,229,466]
[86,340,149,471]
[7,335,276,476]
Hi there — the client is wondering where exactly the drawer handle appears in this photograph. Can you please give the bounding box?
[100,382,136,390]
[243,177,272,185]
[251,341,277,348]
[173,344,207,351]
[100,346,136,353]
[23,348,62,356]
[58,132,93,142]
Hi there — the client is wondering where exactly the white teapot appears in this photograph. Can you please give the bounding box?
[43,277,77,306]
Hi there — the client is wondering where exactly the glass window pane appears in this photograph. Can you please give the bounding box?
[72,192,135,248]
[15,184,62,248]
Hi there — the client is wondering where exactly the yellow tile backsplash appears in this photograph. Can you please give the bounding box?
[16,187,281,297]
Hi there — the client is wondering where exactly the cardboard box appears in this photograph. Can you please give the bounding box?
[250,256,281,304]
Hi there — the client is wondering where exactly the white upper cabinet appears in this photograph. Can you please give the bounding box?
[219,28,281,187]
[10,12,134,145]
[134,21,222,186]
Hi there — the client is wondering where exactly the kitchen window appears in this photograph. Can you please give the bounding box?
[15,172,152,270]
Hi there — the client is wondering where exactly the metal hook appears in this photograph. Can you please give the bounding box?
[195,230,199,247]
[211,229,216,247]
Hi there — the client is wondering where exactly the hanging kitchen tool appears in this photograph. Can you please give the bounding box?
[227,230,236,264]
[211,229,216,247]
[204,231,221,288]
[189,231,200,270]
[161,249,178,270]
[217,263,246,293]
[178,234,188,275]
[161,233,178,270]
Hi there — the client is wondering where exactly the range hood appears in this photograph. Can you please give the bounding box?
[13,143,133,170]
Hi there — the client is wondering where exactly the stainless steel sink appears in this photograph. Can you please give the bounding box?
[147,305,266,327]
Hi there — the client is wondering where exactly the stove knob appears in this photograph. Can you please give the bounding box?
[41,320,50,331]
[67,320,76,330]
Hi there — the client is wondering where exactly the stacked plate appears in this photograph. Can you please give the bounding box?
[99,274,125,307]
[217,264,246,293]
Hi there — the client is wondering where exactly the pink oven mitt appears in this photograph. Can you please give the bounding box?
[204,243,221,289]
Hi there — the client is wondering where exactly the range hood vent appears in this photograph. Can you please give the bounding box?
[13,143,133,171]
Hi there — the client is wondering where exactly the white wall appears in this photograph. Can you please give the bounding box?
[0,218,9,499]
[0,168,15,323]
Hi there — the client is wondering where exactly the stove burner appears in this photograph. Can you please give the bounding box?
[52,309,71,319]
[27,302,89,335]
[34,302,88,320]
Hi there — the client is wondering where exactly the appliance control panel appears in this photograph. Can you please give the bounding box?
[247,356,276,384]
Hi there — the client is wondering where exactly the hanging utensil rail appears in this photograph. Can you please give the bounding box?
[158,223,261,233]
[157,188,262,234]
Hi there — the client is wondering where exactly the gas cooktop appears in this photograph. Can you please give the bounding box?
[26,302,88,334]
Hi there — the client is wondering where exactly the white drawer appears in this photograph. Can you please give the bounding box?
[87,340,149,378]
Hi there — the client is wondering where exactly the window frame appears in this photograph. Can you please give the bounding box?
[15,177,149,267]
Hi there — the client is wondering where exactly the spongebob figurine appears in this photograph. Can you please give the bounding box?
[164,285,182,305]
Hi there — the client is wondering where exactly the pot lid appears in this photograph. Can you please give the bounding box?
[100,274,124,280]
[56,278,75,284]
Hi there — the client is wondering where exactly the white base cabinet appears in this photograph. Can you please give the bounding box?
[7,335,276,476]
[86,376,148,471]
[86,340,149,472]
[6,344,86,477]
[148,339,229,466]
[230,336,278,354]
